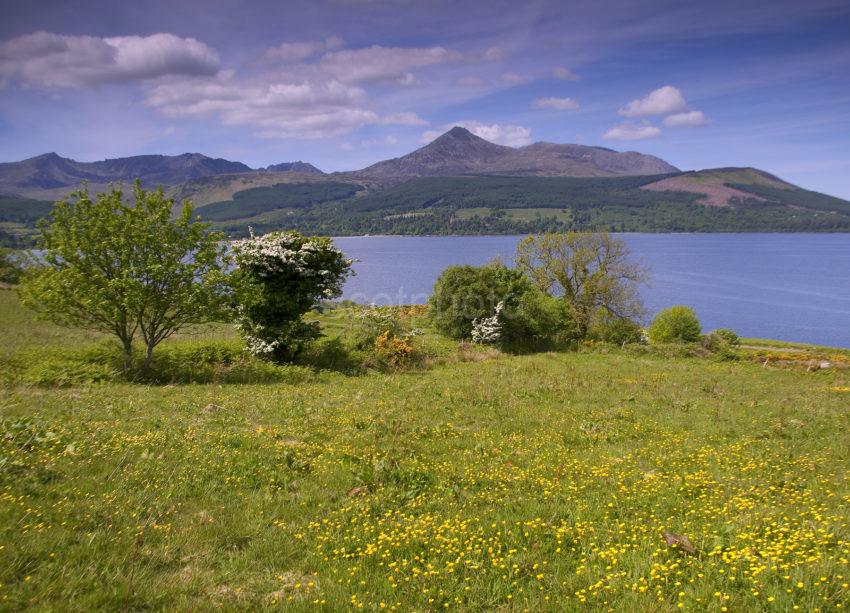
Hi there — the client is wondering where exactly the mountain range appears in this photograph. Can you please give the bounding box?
[2,126,849,245]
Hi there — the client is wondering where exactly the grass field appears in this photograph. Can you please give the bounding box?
[0,289,848,611]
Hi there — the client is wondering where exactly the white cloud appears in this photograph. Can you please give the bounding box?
[0,31,220,88]
[263,36,343,63]
[553,67,580,81]
[319,45,458,84]
[338,142,353,151]
[532,96,579,111]
[664,110,706,127]
[500,72,528,84]
[421,121,532,147]
[145,72,426,139]
[619,85,686,117]
[603,122,662,140]
[378,112,428,126]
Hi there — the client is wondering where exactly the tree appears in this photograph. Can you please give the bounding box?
[230,230,352,362]
[648,306,702,343]
[429,263,529,340]
[18,182,229,370]
[515,232,646,338]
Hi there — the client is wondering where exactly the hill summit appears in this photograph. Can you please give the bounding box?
[353,126,679,179]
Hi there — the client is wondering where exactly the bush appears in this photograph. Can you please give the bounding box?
[230,231,352,362]
[373,331,415,369]
[712,328,740,346]
[700,333,740,360]
[0,248,24,284]
[499,290,579,350]
[648,306,702,343]
[429,263,530,340]
[589,316,645,346]
[347,306,408,350]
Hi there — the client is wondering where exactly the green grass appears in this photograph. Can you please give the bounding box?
[1,289,848,611]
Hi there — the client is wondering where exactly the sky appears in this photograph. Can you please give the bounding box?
[1,0,850,198]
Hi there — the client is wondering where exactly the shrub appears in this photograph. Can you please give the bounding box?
[429,263,530,340]
[347,306,408,350]
[230,231,352,362]
[500,290,579,350]
[0,248,24,285]
[589,316,645,346]
[712,328,740,346]
[700,333,740,360]
[373,331,415,369]
[648,306,702,343]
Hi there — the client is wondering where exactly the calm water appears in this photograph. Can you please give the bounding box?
[334,234,850,348]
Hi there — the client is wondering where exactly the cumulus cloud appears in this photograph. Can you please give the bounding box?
[145,72,425,139]
[553,67,580,81]
[532,96,579,111]
[0,31,220,87]
[619,85,687,117]
[263,36,344,63]
[663,110,706,127]
[603,122,662,140]
[421,121,532,147]
[319,45,458,84]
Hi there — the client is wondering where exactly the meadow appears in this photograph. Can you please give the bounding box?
[0,289,848,611]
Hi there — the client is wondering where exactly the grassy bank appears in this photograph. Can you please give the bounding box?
[0,290,848,611]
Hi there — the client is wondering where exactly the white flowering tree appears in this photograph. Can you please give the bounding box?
[230,230,353,361]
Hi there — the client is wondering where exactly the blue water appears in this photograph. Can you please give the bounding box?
[334,234,850,348]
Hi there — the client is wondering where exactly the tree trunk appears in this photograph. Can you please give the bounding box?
[143,343,155,371]
[122,338,133,372]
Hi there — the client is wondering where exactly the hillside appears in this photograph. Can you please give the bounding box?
[201,170,850,237]
[350,126,678,180]
[0,152,323,201]
[3,128,850,245]
[1,290,848,610]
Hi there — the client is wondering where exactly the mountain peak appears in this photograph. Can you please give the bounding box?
[443,126,477,140]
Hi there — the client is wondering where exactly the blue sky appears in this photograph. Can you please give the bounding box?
[2,0,850,198]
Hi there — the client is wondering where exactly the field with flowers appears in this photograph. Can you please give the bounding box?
[0,289,848,611]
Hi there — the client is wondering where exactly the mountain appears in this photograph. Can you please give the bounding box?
[263,161,323,174]
[0,152,253,198]
[351,126,678,180]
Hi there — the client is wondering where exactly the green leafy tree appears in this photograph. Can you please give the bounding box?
[18,182,229,370]
[515,232,646,338]
[648,306,702,343]
[429,263,529,340]
[230,230,352,362]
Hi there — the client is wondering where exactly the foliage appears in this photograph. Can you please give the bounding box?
[17,182,229,369]
[230,230,352,362]
[712,328,740,346]
[589,314,645,345]
[515,232,646,338]
[346,305,408,350]
[428,263,530,340]
[0,248,25,284]
[648,305,702,343]
[700,332,740,360]
[373,330,415,369]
